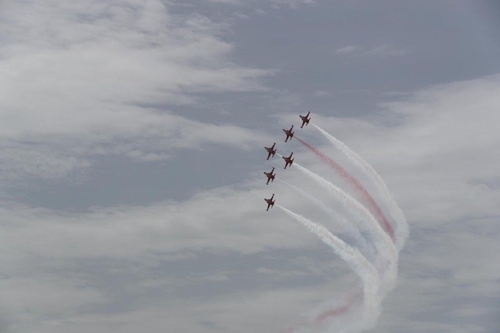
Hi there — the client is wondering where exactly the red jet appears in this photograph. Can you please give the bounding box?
[283,125,294,142]
[299,111,311,128]
[265,142,277,160]
[263,167,276,185]
[282,152,294,169]
[264,194,275,211]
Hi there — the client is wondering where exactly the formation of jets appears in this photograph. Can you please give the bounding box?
[263,112,311,211]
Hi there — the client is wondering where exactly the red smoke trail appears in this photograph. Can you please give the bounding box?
[314,288,363,325]
[315,304,350,324]
[295,136,396,244]
[282,291,361,333]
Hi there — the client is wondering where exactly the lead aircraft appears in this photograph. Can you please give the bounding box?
[299,111,311,128]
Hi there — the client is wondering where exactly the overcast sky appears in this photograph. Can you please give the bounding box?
[1,0,499,332]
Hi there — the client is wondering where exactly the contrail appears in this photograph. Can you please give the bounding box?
[292,162,399,288]
[276,204,381,318]
[295,136,395,245]
[277,178,376,261]
[311,123,409,250]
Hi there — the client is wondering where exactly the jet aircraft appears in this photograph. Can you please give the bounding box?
[264,194,275,211]
[263,167,276,185]
[264,142,277,160]
[282,152,294,169]
[283,125,294,142]
[299,111,311,128]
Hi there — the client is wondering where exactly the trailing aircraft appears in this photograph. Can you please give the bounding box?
[264,194,275,211]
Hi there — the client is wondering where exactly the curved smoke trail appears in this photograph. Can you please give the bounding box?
[295,136,395,245]
[277,178,376,261]
[276,205,381,323]
[273,126,407,332]
[291,162,399,293]
[292,163,397,260]
[311,123,409,250]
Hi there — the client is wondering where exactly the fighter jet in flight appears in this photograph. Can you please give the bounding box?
[283,125,294,142]
[264,142,277,160]
[264,194,275,211]
[263,167,276,185]
[282,152,294,169]
[299,111,311,128]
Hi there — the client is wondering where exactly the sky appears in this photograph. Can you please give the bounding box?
[0,0,499,332]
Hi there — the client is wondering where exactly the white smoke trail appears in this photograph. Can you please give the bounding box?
[276,178,376,261]
[292,162,399,291]
[311,123,409,251]
[276,204,381,323]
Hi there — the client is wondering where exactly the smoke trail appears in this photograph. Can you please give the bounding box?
[295,136,396,245]
[276,178,376,261]
[276,180,380,332]
[292,162,399,289]
[311,123,409,250]
[276,204,381,320]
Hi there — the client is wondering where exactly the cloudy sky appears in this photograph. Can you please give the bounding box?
[1,0,499,332]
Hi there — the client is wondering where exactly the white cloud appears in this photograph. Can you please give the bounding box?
[313,74,500,226]
[0,182,342,331]
[0,0,273,181]
[2,73,500,332]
